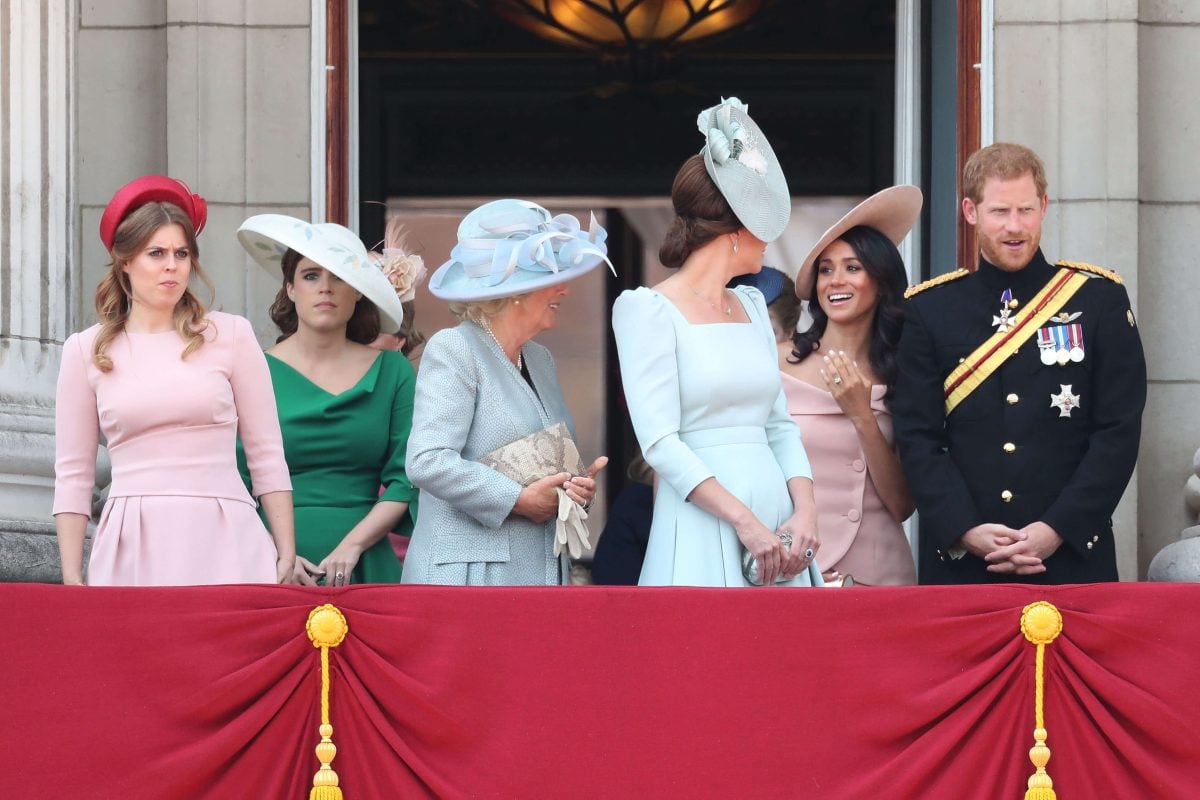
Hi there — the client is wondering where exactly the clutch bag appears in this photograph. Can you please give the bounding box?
[742,550,856,586]
[479,423,592,559]
[478,422,585,483]
[740,548,794,586]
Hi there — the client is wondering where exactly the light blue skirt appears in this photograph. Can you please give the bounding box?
[639,426,823,587]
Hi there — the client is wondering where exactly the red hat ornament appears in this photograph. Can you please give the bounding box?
[99,175,207,251]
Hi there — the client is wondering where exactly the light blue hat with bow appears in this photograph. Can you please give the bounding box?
[429,199,615,302]
[698,97,790,243]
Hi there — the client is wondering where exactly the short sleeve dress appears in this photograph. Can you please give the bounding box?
[239,350,417,584]
[612,285,823,587]
[781,375,917,585]
[53,312,290,585]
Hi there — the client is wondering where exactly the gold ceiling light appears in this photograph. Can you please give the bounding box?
[486,0,773,51]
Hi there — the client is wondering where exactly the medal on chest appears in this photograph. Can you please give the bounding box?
[1037,323,1085,366]
[992,288,1019,333]
[1050,384,1081,417]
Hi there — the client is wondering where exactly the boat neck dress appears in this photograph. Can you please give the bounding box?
[612,285,823,587]
[780,374,917,585]
[53,312,290,585]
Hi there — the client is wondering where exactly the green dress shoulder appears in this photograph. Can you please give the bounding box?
[239,350,418,583]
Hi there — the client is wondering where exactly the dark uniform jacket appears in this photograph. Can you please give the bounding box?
[893,249,1146,584]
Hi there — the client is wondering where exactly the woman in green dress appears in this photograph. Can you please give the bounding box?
[236,214,423,585]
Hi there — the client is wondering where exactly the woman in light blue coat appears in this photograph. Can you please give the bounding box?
[402,200,611,585]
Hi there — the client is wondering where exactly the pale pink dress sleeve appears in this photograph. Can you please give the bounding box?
[53,333,100,516]
[228,316,291,497]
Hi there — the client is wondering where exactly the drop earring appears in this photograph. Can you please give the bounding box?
[732,234,740,254]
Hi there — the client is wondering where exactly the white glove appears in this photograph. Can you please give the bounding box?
[552,487,592,559]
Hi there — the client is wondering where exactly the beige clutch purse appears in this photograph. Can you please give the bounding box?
[479,422,593,559]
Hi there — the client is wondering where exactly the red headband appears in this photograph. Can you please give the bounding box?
[99,175,208,251]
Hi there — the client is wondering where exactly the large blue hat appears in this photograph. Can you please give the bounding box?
[429,199,615,302]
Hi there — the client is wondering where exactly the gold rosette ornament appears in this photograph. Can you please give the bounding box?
[307,604,349,800]
[1020,601,1063,800]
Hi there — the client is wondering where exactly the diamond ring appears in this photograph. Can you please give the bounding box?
[832,376,843,385]
[803,548,815,560]
[777,530,794,549]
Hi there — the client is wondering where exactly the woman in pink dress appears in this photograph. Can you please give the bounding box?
[780,186,922,585]
[53,176,296,586]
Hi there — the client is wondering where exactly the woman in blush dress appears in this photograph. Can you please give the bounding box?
[781,186,922,585]
[613,98,821,587]
[53,176,295,586]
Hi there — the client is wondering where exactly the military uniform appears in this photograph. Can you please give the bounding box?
[892,249,1146,584]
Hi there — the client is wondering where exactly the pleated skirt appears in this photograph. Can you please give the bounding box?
[87,495,278,586]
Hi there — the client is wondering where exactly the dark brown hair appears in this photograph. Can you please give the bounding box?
[962,142,1048,204]
[269,248,381,344]
[397,300,425,356]
[767,273,801,337]
[659,154,742,268]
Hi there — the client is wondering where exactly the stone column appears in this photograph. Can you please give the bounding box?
[1147,449,1200,580]
[993,1,1141,578]
[1138,2,1200,579]
[0,0,77,581]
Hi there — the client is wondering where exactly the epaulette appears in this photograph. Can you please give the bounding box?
[904,268,969,299]
[1057,259,1123,284]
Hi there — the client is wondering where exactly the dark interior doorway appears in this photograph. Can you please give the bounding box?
[355,0,899,533]
[358,1,898,246]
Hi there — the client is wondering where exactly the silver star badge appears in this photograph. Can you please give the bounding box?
[1050,384,1081,418]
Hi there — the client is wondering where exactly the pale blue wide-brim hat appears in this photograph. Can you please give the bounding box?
[429,199,615,302]
[698,97,791,243]
[237,214,405,331]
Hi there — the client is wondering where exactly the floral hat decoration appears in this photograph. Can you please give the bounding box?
[697,97,790,243]
[370,215,427,305]
[429,199,616,303]
[237,214,405,331]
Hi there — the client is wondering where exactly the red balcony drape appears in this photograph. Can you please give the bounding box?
[6,583,1199,798]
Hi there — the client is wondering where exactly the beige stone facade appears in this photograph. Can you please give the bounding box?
[994,1,1200,576]
[3,1,1198,580]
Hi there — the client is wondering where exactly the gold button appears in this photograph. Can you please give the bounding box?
[1087,541,1094,550]
[1007,393,1019,405]
[1009,299,1019,310]
[1003,442,1016,454]
[958,357,965,364]
[1001,490,1013,502]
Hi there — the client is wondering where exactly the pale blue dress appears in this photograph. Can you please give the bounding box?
[612,285,823,587]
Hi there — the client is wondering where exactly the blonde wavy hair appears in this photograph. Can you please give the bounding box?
[92,202,214,372]
[448,297,515,327]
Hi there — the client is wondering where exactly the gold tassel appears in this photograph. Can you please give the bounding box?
[307,604,349,800]
[1020,602,1063,800]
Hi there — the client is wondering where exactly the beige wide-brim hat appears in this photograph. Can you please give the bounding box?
[795,185,923,300]
[237,214,404,331]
